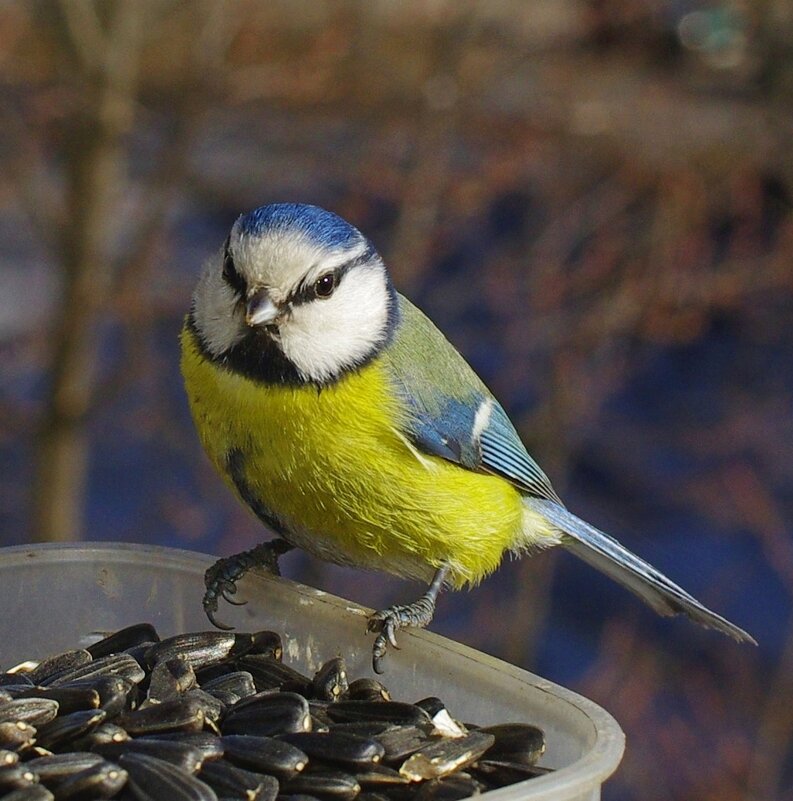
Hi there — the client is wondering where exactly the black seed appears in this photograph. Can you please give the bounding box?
[471,760,552,788]
[235,657,311,697]
[346,681,390,704]
[0,720,37,751]
[75,722,129,749]
[477,723,545,767]
[51,761,128,800]
[0,764,40,790]
[0,698,60,727]
[88,624,160,660]
[247,633,283,661]
[26,753,106,788]
[147,659,197,704]
[201,672,257,705]
[137,733,225,762]
[1,784,54,801]
[183,689,226,728]
[146,634,237,671]
[221,735,307,779]
[199,759,278,801]
[0,675,34,688]
[120,752,217,801]
[12,687,100,716]
[28,652,93,687]
[325,704,431,728]
[376,726,430,765]
[36,710,106,751]
[282,768,360,800]
[117,697,205,736]
[278,732,384,769]
[48,655,145,688]
[312,660,348,703]
[326,723,393,739]
[398,732,495,781]
[412,773,483,801]
[95,739,205,774]
[223,693,310,738]
[352,766,408,789]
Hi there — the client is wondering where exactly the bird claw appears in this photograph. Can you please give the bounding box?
[203,590,235,631]
[222,585,248,606]
[368,605,431,674]
[203,540,292,630]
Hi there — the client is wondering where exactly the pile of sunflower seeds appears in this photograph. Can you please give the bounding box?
[0,624,549,801]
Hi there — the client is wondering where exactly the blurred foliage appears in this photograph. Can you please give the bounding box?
[1,2,792,800]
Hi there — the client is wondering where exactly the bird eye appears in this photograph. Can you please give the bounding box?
[314,273,336,298]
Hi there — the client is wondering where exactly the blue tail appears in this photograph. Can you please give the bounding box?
[526,497,756,644]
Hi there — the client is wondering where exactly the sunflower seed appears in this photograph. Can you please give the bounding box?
[246,632,283,661]
[235,657,311,696]
[279,732,385,768]
[1,785,54,801]
[312,659,348,703]
[146,659,197,704]
[51,761,127,800]
[48,655,144,688]
[0,699,60,727]
[282,768,361,800]
[12,687,100,716]
[201,672,257,705]
[220,735,307,778]
[0,721,37,751]
[88,624,161,660]
[412,773,483,801]
[121,752,217,801]
[353,765,409,789]
[198,759,278,801]
[25,752,105,787]
[146,634,237,671]
[36,710,107,751]
[399,733,494,782]
[137,732,225,762]
[222,692,310,737]
[0,764,40,790]
[346,681,390,704]
[96,739,204,774]
[326,704,431,728]
[476,723,544,767]
[117,696,205,735]
[28,653,93,687]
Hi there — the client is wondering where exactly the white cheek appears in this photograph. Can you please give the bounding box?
[191,253,246,356]
[278,267,390,382]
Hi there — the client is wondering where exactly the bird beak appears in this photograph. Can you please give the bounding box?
[245,288,279,327]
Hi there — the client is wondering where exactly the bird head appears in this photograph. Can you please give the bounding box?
[189,203,397,385]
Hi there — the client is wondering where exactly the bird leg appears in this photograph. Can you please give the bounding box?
[203,539,294,629]
[367,565,449,673]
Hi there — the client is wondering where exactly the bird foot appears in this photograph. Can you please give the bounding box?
[367,593,438,674]
[203,539,293,629]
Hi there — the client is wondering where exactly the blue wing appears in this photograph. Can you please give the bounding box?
[384,294,561,504]
[401,391,562,505]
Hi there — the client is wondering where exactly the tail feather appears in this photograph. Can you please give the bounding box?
[526,497,756,645]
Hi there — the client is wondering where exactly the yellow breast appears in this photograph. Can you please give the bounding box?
[180,326,525,588]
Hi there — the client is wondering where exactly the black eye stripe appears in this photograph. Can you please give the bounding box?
[221,237,246,295]
[289,245,377,307]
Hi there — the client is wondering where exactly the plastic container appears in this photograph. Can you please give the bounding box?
[0,543,624,800]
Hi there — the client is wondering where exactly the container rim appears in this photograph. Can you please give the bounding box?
[1,542,625,800]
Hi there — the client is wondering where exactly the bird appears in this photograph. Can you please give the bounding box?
[180,202,755,672]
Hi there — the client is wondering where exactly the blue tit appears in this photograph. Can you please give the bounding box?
[181,202,755,671]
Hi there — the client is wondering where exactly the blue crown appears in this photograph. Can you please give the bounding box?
[237,203,362,251]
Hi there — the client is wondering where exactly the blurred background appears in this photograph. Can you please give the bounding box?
[1,1,791,798]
